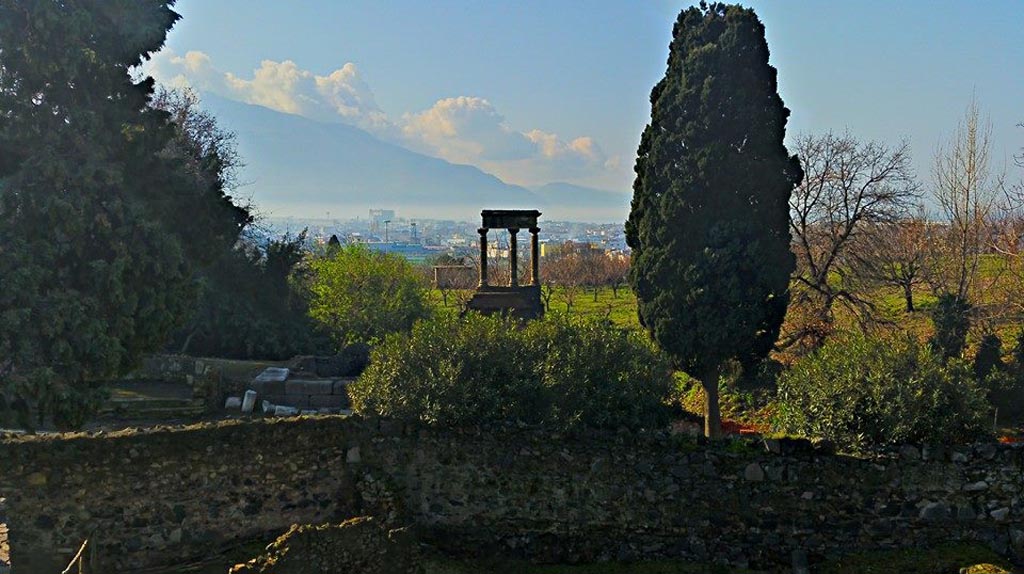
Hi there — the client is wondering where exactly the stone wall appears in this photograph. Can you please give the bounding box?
[229,516,418,574]
[130,355,286,408]
[0,418,369,573]
[1,417,1023,573]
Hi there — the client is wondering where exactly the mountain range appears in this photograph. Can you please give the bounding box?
[200,94,630,223]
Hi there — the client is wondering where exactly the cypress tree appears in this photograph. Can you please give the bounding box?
[626,2,801,438]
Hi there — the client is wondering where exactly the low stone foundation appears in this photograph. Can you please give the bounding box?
[1,417,1023,573]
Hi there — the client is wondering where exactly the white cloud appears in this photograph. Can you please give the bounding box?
[400,97,612,185]
[401,96,535,162]
[145,50,622,188]
[146,50,388,132]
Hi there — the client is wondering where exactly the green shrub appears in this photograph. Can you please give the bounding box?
[350,313,672,430]
[983,332,1024,424]
[774,334,990,451]
[526,315,672,430]
[973,334,1005,380]
[1013,330,1024,367]
[930,294,971,360]
[982,370,1024,424]
[308,244,431,346]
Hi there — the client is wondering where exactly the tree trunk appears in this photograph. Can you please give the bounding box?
[903,283,915,313]
[701,367,722,440]
[593,288,599,302]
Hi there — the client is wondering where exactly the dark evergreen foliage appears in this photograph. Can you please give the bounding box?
[625,2,801,437]
[929,294,971,360]
[172,232,331,360]
[152,89,327,360]
[973,334,1004,380]
[0,1,242,428]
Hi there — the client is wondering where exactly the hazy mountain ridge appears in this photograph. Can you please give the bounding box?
[200,94,629,222]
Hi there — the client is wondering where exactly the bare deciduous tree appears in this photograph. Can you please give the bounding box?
[991,213,1024,318]
[848,213,932,312]
[605,254,631,299]
[545,253,585,314]
[991,122,1024,319]
[785,131,920,348]
[929,98,1003,302]
[151,87,245,193]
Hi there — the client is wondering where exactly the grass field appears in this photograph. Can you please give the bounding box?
[428,286,642,331]
[430,253,1024,359]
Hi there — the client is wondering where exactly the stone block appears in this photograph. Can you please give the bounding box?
[791,549,809,574]
[282,394,311,408]
[260,394,289,406]
[224,397,242,410]
[241,390,257,413]
[1011,529,1024,552]
[253,367,289,384]
[251,379,286,396]
[899,445,921,461]
[332,379,353,395]
[744,462,764,482]
[284,379,334,396]
[963,480,988,492]
[991,507,1010,521]
[919,501,949,521]
[308,394,349,409]
[273,405,299,416]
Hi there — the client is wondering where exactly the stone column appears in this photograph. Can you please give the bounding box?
[529,226,540,286]
[509,228,519,287]
[478,227,489,287]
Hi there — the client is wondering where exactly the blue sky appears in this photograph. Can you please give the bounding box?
[154,0,1023,193]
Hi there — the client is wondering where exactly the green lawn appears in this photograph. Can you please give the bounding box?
[431,252,1024,355]
[428,286,641,331]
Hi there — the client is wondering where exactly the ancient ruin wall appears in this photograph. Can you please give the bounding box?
[1,416,1023,573]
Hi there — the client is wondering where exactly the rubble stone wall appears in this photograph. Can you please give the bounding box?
[1,416,1023,573]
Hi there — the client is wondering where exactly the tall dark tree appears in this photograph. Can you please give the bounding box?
[0,1,240,429]
[626,3,801,438]
[152,88,326,360]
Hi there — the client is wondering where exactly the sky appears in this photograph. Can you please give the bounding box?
[150,0,1024,198]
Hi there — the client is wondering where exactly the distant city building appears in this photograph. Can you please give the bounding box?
[364,241,438,263]
[368,209,395,234]
[262,214,629,261]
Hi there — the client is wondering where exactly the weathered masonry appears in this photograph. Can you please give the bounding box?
[466,209,544,319]
[1,417,1023,573]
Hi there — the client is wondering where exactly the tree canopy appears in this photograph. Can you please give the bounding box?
[308,244,431,346]
[626,2,801,438]
[0,0,243,429]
